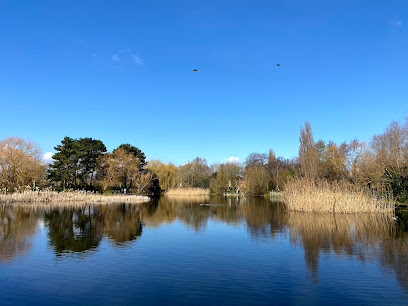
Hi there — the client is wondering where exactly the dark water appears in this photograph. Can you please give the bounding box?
[1,196,408,305]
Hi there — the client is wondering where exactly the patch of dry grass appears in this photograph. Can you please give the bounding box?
[165,187,210,197]
[282,178,394,214]
[0,190,150,204]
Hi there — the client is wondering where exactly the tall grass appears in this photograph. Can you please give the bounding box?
[165,187,210,197]
[0,189,150,204]
[282,178,394,213]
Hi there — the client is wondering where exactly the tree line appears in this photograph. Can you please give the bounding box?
[1,117,407,199]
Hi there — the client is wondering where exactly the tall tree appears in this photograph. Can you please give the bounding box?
[371,119,408,199]
[146,160,178,191]
[345,139,365,182]
[209,164,229,194]
[98,148,140,191]
[245,152,268,168]
[243,165,269,196]
[114,144,146,170]
[47,137,77,189]
[47,137,106,189]
[299,121,319,179]
[77,138,107,187]
[178,157,211,188]
[223,162,242,188]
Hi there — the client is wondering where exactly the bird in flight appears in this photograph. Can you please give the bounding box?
[276,64,280,67]
[193,69,198,71]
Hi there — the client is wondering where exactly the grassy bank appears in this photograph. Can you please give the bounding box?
[0,190,150,204]
[282,178,394,214]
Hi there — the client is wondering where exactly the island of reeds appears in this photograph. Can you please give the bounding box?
[0,117,407,210]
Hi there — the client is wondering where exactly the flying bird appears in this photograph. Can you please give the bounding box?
[193,69,198,71]
[276,64,280,67]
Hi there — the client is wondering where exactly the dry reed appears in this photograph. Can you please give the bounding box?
[282,178,394,213]
[165,187,210,197]
[0,190,150,204]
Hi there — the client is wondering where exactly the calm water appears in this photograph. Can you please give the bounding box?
[1,196,408,305]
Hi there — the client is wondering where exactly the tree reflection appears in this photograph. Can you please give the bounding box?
[44,208,103,253]
[238,198,286,240]
[43,203,148,254]
[100,204,143,245]
[1,197,408,293]
[0,205,38,263]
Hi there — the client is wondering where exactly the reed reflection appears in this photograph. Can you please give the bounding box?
[143,196,243,231]
[286,211,408,289]
[238,198,286,240]
[1,198,408,293]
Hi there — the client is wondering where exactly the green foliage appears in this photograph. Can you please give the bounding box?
[47,136,106,189]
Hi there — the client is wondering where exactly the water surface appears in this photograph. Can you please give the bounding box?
[1,196,408,305]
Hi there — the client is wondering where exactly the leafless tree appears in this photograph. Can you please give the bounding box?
[299,122,319,179]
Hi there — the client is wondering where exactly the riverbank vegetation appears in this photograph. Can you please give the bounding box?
[0,188,149,204]
[165,187,210,196]
[0,117,407,206]
[283,178,394,213]
[281,119,407,212]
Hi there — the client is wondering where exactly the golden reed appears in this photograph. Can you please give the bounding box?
[282,178,394,213]
[165,187,210,197]
[0,189,150,204]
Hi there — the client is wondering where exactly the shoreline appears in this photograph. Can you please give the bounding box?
[0,190,150,205]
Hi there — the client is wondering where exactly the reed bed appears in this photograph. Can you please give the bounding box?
[165,187,210,197]
[282,178,394,214]
[0,190,150,204]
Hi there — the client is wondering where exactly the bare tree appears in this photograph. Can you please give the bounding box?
[98,148,140,192]
[0,137,45,189]
[299,122,319,179]
[371,120,408,178]
[243,165,269,196]
[245,152,268,168]
[178,157,210,188]
[345,139,365,182]
[369,119,408,197]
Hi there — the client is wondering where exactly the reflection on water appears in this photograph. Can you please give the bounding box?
[286,212,392,277]
[1,197,408,301]
[43,204,147,254]
[0,205,38,263]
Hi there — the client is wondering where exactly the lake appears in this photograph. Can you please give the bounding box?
[1,196,408,305]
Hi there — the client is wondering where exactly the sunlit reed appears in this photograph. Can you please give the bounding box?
[283,178,394,213]
[0,190,150,204]
[165,187,210,196]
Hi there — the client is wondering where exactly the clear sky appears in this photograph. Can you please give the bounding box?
[0,0,407,165]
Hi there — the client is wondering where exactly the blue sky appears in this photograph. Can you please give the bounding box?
[0,0,407,165]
